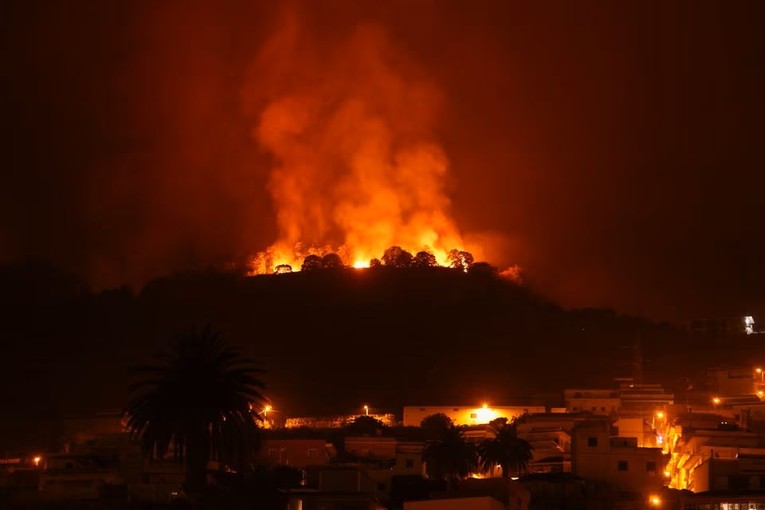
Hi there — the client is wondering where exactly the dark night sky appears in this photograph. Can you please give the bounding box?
[2,0,764,323]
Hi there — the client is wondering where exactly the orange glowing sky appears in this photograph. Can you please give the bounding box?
[247,12,473,273]
[2,0,764,322]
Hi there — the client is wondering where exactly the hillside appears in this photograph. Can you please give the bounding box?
[1,262,698,422]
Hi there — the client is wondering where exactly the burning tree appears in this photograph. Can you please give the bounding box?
[301,255,323,272]
[413,251,438,268]
[447,249,474,272]
[381,246,414,268]
[321,253,343,269]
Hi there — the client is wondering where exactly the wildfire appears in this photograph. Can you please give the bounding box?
[245,11,480,275]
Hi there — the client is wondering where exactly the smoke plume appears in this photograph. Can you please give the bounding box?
[246,9,469,272]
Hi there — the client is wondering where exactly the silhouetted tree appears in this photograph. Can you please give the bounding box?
[369,258,382,268]
[468,262,497,277]
[382,246,414,268]
[478,420,533,478]
[447,249,474,271]
[125,325,266,492]
[423,425,478,486]
[420,413,454,441]
[301,255,322,272]
[321,253,344,269]
[413,251,438,268]
[274,264,292,274]
[346,415,384,436]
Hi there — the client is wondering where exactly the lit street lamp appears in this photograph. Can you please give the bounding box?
[363,405,369,416]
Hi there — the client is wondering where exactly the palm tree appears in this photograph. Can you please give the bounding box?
[478,420,533,478]
[422,425,478,487]
[125,325,266,492]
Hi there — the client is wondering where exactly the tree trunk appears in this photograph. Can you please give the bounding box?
[184,425,210,494]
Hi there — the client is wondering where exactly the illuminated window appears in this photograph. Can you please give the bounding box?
[587,437,598,447]
[618,461,628,471]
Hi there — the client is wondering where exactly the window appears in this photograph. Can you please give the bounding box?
[377,482,386,491]
[405,459,414,468]
[268,449,276,457]
[307,448,318,457]
[453,408,459,411]
[587,437,598,447]
[470,413,477,419]
[617,461,628,471]
[600,407,606,412]
[573,407,579,411]
[646,461,656,474]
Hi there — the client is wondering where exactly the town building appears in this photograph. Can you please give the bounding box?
[257,439,332,467]
[571,417,666,495]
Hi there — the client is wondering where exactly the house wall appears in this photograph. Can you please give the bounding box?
[257,439,330,467]
[572,423,665,494]
[345,437,397,459]
[404,496,507,510]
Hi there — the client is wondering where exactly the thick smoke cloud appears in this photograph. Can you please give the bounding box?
[2,0,764,322]
[247,8,467,271]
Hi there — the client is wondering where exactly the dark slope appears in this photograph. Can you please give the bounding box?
[1,262,751,449]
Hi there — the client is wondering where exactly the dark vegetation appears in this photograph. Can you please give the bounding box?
[1,257,754,453]
[125,326,266,491]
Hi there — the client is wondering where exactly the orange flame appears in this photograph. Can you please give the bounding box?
[247,12,475,273]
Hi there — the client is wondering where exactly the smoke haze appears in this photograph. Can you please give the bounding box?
[248,9,466,271]
[2,0,764,322]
